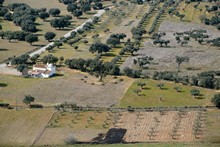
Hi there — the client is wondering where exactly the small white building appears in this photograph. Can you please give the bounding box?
[30,63,56,78]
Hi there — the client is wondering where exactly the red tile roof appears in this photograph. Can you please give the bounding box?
[34,64,46,68]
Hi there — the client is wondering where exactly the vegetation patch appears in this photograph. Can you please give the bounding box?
[120,79,216,107]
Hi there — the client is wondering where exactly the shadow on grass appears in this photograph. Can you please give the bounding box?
[78,17,88,20]
[0,48,8,51]
[142,87,151,90]
[103,53,115,57]
[195,94,205,99]
[138,94,146,96]
[0,83,8,87]
[53,73,64,77]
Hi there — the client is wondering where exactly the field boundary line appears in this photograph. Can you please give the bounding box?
[32,110,56,145]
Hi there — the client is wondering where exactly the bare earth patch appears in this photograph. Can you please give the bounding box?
[113,111,204,142]
[121,21,220,76]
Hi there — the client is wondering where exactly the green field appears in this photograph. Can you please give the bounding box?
[120,79,216,107]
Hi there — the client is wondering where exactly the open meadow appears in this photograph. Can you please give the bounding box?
[120,79,217,108]
[0,0,103,63]
[0,0,220,146]
[0,108,54,146]
[0,68,134,107]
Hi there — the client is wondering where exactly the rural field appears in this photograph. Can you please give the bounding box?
[0,108,54,146]
[1,0,112,63]
[0,68,134,107]
[120,79,217,107]
[0,0,220,146]
[121,20,220,76]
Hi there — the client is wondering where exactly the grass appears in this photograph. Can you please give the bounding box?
[168,2,214,23]
[0,71,133,106]
[41,4,145,61]
[120,79,216,108]
[40,39,96,60]
[205,109,220,143]
[56,142,220,147]
[48,111,112,130]
[0,0,97,63]
[0,108,54,146]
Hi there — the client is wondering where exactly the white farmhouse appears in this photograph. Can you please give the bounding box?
[30,63,56,78]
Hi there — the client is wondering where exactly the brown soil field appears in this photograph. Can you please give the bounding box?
[113,111,205,142]
[0,108,54,146]
[121,21,220,76]
[0,68,134,107]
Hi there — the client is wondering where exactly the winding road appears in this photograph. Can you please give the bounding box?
[0,9,107,76]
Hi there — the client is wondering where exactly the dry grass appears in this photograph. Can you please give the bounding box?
[176,2,214,23]
[48,111,112,129]
[0,0,96,62]
[0,68,134,107]
[205,109,220,143]
[39,4,146,62]
[35,111,111,145]
[0,108,54,146]
[120,79,216,108]
[121,20,220,76]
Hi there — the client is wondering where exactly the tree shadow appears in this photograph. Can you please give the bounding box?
[161,87,169,90]
[139,94,146,96]
[52,73,64,77]
[32,44,46,47]
[34,23,42,26]
[0,48,8,51]
[0,83,8,87]
[103,53,115,57]
[78,17,88,20]
[195,94,205,99]
[142,87,151,90]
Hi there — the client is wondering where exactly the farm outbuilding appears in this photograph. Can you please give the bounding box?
[30,63,56,78]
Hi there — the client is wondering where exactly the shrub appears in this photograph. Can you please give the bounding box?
[0,103,10,108]
[30,104,43,108]
[211,94,220,108]
[65,136,78,144]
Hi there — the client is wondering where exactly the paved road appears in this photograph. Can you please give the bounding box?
[0,9,107,76]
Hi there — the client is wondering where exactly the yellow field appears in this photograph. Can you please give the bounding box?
[0,108,54,146]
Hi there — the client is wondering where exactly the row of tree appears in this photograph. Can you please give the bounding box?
[65,58,120,81]
[153,70,220,90]
[0,30,38,45]
[60,0,104,19]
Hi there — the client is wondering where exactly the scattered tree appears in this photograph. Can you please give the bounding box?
[89,43,110,54]
[44,32,56,42]
[23,95,35,107]
[190,89,200,98]
[25,34,38,45]
[157,83,165,89]
[176,56,189,72]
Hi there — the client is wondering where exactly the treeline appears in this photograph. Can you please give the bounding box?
[153,71,220,89]
[151,30,220,47]
[65,58,120,81]
[59,0,104,19]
